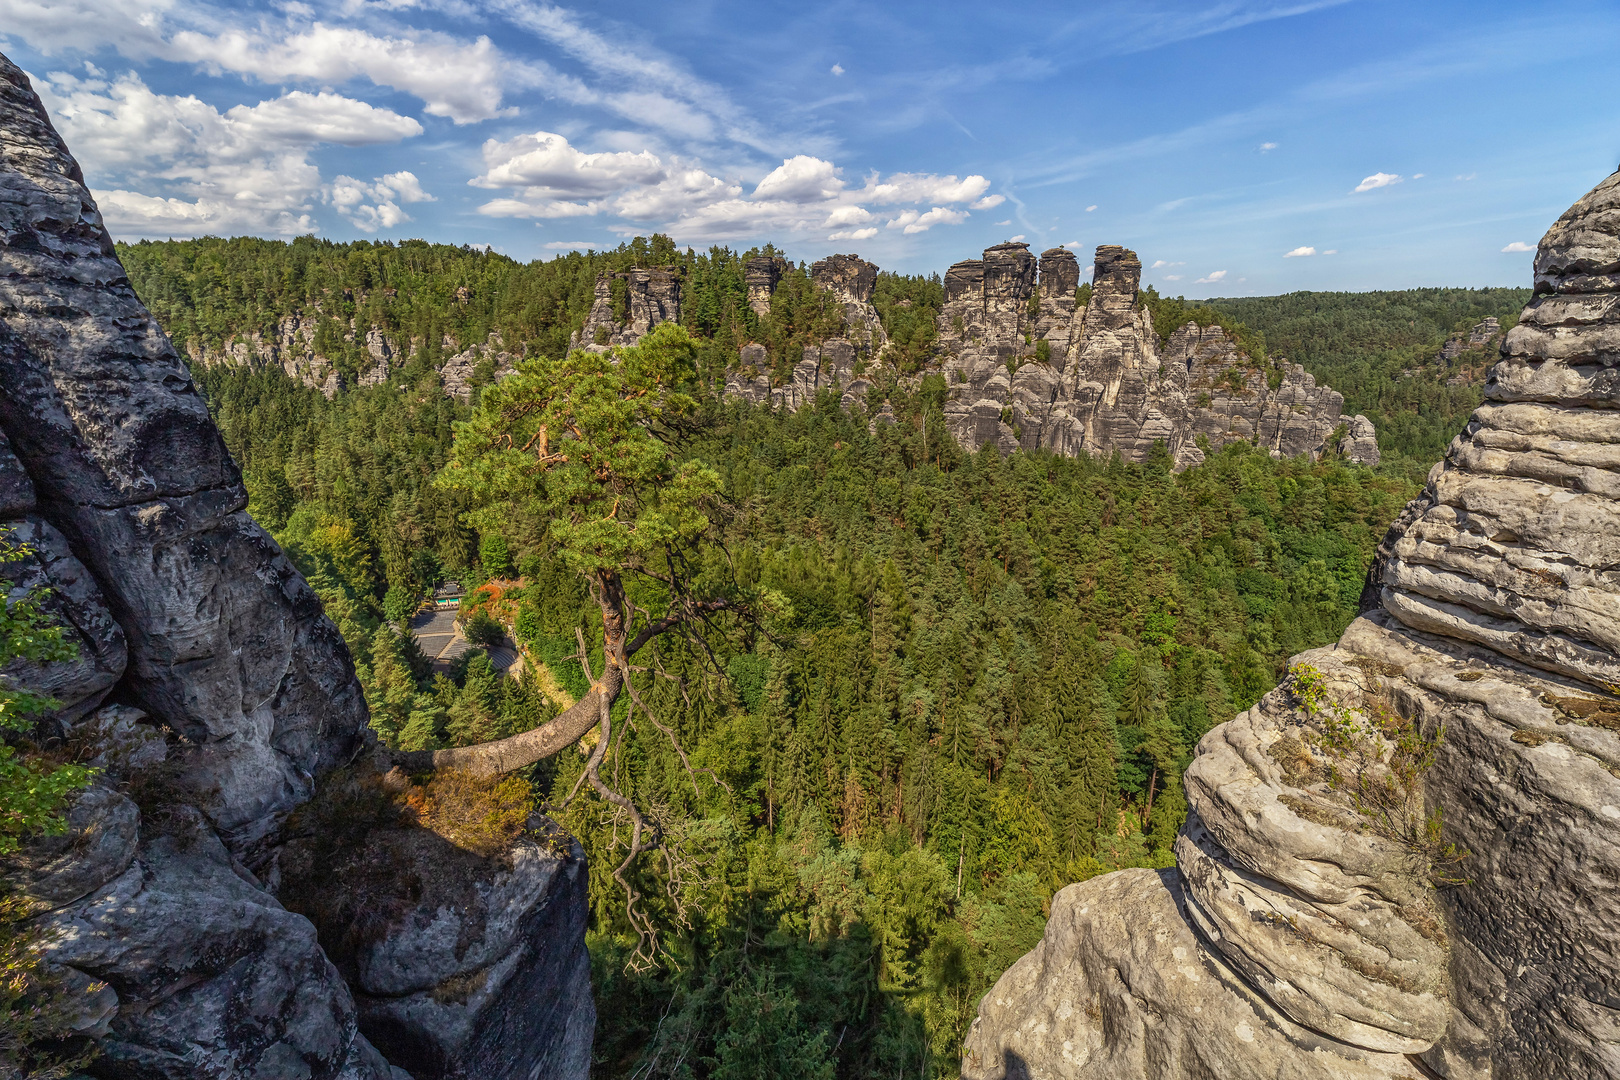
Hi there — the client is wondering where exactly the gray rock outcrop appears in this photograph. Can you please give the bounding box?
[570,267,682,351]
[961,170,1620,1079]
[745,255,787,318]
[723,240,1376,468]
[2,55,592,1080]
[936,242,1377,467]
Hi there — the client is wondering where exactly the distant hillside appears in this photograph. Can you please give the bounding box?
[1207,288,1533,480]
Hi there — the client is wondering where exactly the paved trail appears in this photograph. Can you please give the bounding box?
[409,607,522,677]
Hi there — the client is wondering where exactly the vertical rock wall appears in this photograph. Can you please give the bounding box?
[960,169,1620,1080]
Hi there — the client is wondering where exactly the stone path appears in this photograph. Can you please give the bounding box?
[409,607,522,677]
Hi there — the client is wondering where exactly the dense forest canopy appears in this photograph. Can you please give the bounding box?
[120,232,1472,1078]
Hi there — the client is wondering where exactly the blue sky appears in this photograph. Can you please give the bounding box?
[4,0,1617,294]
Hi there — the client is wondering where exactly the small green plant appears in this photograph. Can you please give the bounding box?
[1285,662,1469,886]
[1035,339,1051,365]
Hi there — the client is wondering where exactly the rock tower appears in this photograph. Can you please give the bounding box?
[961,170,1620,1080]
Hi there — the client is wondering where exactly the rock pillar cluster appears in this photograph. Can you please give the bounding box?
[961,170,1620,1080]
[570,267,682,351]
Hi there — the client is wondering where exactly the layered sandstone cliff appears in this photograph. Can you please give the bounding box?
[2,56,592,1080]
[727,242,1376,468]
[961,171,1620,1080]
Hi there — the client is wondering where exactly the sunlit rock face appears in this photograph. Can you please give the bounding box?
[962,169,1620,1080]
[729,240,1376,469]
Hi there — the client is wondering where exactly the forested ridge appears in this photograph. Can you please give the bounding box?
[124,234,1457,1078]
[1209,287,1531,479]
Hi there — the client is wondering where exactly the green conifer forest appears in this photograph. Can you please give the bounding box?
[122,234,1455,1078]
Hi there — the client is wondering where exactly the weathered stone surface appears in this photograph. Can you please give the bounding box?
[0,56,368,839]
[0,516,125,723]
[440,331,518,403]
[6,784,139,910]
[570,268,682,351]
[272,774,595,1080]
[40,808,393,1080]
[964,170,1620,1079]
[745,255,787,318]
[962,869,1426,1080]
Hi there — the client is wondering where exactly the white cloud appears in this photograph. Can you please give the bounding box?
[1164,274,1183,281]
[1063,241,1082,249]
[1083,263,1094,278]
[1150,260,1185,268]
[1501,241,1534,253]
[327,171,433,231]
[1009,234,1026,242]
[1258,141,1278,152]
[1085,204,1098,212]
[970,194,1005,210]
[1323,249,1338,255]
[1195,270,1228,284]
[830,63,845,76]
[1353,172,1402,193]
[1283,246,1316,258]
[470,130,984,242]
[37,69,420,236]
[753,155,844,202]
[901,207,969,234]
[544,240,600,250]
[1455,173,1477,181]
[995,219,1012,226]
[863,172,990,205]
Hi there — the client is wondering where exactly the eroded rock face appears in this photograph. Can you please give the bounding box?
[0,56,368,838]
[0,54,398,1079]
[961,170,1620,1080]
[571,268,683,352]
[725,240,1374,468]
[938,243,1375,466]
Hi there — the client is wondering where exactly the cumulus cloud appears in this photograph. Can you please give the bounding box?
[753,156,845,202]
[328,171,433,231]
[1164,274,1183,281]
[830,63,845,76]
[37,69,421,236]
[1283,246,1316,258]
[1353,172,1402,193]
[544,240,600,250]
[472,130,989,242]
[1194,270,1228,284]
[862,172,989,205]
[472,131,666,203]
[1150,260,1184,269]
[1323,249,1338,255]
[1009,234,1026,242]
[1258,141,1278,152]
[1085,204,1098,212]
[1063,241,1082,250]
[1501,241,1534,253]
[970,194,1005,210]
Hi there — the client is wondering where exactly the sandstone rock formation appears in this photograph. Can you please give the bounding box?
[961,170,1620,1080]
[2,56,592,1080]
[724,240,1376,469]
[440,330,519,403]
[935,241,1377,467]
[185,312,345,398]
[570,267,682,351]
[810,253,887,350]
[745,255,787,318]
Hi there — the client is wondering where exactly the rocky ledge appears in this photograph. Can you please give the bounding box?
[961,169,1620,1079]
